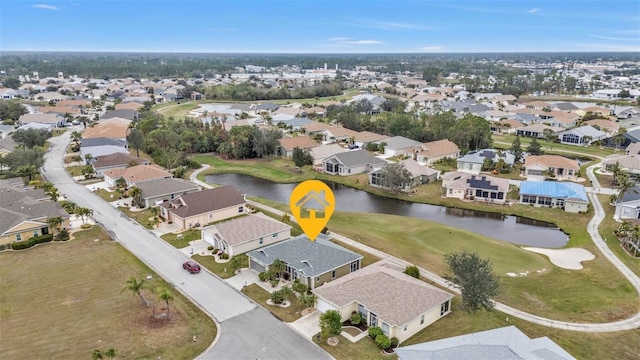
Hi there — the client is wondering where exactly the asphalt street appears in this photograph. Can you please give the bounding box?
[43,130,331,360]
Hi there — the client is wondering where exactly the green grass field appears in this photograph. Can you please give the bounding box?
[161,229,201,249]
[242,284,308,323]
[493,134,619,158]
[0,226,216,360]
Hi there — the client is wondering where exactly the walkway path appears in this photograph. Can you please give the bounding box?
[241,183,640,332]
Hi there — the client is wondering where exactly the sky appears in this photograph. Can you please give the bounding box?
[1,0,639,53]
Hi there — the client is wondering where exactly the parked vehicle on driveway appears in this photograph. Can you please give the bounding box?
[182,260,201,274]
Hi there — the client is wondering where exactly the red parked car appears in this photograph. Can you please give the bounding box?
[182,260,201,274]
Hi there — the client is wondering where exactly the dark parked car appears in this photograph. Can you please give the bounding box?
[182,260,201,274]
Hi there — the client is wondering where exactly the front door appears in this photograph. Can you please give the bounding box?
[369,312,378,327]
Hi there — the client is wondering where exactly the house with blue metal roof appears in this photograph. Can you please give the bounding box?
[519,181,589,213]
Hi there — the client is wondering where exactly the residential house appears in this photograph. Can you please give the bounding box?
[552,102,579,111]
[441,171,510,204]
[512,113,540,125]
[201,213,292,257]
[274,117,313,131]
[558,125,607,146]
[91,152,149,178]
[82,117,131,140]
[396,326,575,360]
[323,149,387,176]
[101,109,138,121]
[376,136,422,157]
[135,178,201,208]
[18,113,64,127]
[103,164,172,188]
[613,185,640,220]
[80,138,129,164]
[617,107,640,120]
[369,158,438,190]
[602,143,640,181]
[309,144,347,167]
[516,123,564,139]
[407,139,461,165]
[584,119,620,135]
[494,119,523,134]
[246,235,363,290]
[160,185,246,230]
[0,178,70,246]
[456,149,515,174]
[313,260,454,343]
[519,181,589,213]
[523,155,580,181]
[278,136,320,157]
[352,131,389,149]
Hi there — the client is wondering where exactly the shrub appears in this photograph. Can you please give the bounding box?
[292,280,307,294]
[207,245,214,251]
[319,310,342,338]
[0,244,5,251]
[168,221,173,224]
[220,253,229,260]
[404,265,420,279]
[81,224,92,229]
[350,313,362,326]
[270,279,279,288]
[390,337,399,348]
[375,334,391,350]
[321,226,329,235]
[259,272,269,282]
[282,272,290,281]
[11,239,36,250]
[270,289,285,304]
[368,326,383,339]
[32,233,54,244]
[212,248,219,254]
[58,229,70,241]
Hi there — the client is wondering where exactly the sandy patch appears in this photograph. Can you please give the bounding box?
[524,247,595,270]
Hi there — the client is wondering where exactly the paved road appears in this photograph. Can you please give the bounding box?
[43,131,331,360]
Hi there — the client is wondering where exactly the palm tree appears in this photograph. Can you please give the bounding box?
[278,285,293,303]
[61,201,77,213]
[47,216,63,239]
[70,130,82,146]
[128,186,143,207]
[616,174,638,204]
[47,187,59,201]
[158,287,174,319]
[270,259,286,279]
[122,276,149,306]
[609,161,623,185]
[15,164,39,183]
[75,207,94,225]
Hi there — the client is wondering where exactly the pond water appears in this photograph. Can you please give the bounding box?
[205,174,569,248]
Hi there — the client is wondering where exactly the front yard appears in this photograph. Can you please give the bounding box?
[241,283,309,323]
[192,254,248,279]
[161,229,201,249]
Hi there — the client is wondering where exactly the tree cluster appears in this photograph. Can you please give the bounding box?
[0,100,27,123]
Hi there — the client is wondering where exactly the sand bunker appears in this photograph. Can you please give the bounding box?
[523,247,595,270]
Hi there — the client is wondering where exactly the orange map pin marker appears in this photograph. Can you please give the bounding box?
[289,180,335,241]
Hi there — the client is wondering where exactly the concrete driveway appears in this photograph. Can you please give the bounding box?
[43,132,332,360]
[226,268,260,290]
[289,310,321,340]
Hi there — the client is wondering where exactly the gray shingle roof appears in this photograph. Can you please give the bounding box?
[92,153,147,169]
[102,109,137,120]
[81,138,127,148]
[161,185,245,218]
[379,136,422,150]
[396,326,575,360]
[246,235,362,278]
[330,149,386,167]
[135,178,200,198]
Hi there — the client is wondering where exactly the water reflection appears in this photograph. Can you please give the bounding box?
[205,174,568,248]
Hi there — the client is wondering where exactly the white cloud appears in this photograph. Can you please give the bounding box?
[527,8,540,14]
[419,46,443,52]
[353,20,437,31]
[589,34,639,41]
[31,4,59,10]
[328,37,382,45]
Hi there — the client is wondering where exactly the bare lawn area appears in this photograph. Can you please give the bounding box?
[0,227,216,360]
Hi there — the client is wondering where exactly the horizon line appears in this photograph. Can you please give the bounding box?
[1,50,639,55]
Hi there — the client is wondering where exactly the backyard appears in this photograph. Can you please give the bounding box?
[0,226,216,360]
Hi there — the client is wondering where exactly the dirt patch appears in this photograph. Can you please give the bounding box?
[342,326,362,337]
[300,307,315,316]
[522,292,549,310]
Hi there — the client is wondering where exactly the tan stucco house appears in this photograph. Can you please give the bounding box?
[201,213,292,257]
[160,185,246,230]
[313,260,454,343]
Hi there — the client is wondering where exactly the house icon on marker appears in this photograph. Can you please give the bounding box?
[295,190,331,219]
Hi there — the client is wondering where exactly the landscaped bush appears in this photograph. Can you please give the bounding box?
[11,239,36,250]
[212,248,219,254]
[368,326,383,339]
[390,337,399,348]
[404,265,420,279]
[0,244,6,251]
[58,230,70,241]
[207,245,214,251]
[81,224,92,229]
[32,234,54,244]
[270,279,279,288]
[270,289,285,304]
[259,272,269,282]
[375,334,391,350]
[350,313,362,326]
[292,279,307,294]
[282,272,290,281]
[220,253,229,260]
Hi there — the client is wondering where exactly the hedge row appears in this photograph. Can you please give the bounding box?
[10,233,56,250]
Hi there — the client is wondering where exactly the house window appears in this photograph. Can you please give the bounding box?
[381,322,389,335]
[316,277,320,282]
[259,237,263,244]
[16,234,22,242]
[475,189,482,197]
[272,233,278,238]
[350,260,359,272]
[420,315,424,325]
[441,301,450,316]
[403,325,407,331]
[332,270,336,279]
[238,206,244,213]
[33,230,39,237]
[497,192,504,200]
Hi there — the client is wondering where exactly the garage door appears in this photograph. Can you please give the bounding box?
[249,258,265,273]
[316,298,335,314]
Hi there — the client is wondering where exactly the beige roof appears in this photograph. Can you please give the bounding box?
[584,119,619,133]
[279,136,320,151]
[82,117,131,139]
[38,106,79,115]
[400,159,438,178]
[501,119,524,129]
[313,260,453,327]
[524,155,579,171]
[326,126,360,138]
[309,144,347,163]
[546,111,580,123]
[273,106,300,116]
[116,102,145,111]
[160,186,245,218]
[603,154,640,171]
[627,142,640,155]
[93,153,148,169]
[493,94,517,102]
[516,123,564,133]
[302,121,333,133]
[103,164,172,184]
[414,139,460,158]
[57,99,91,107]
[521,100,551,109]
[353,131,389,143]
[202,212,291,246]
[18,113,61,124]
[581,106,611,115]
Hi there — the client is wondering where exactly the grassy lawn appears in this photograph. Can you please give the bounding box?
[192,254,248,279]
[0,226,216,360]
[314,335,391,360]
[250,196,639,323]
[161,229,201,249]
[119,207,157,229]
[65,164,87,177]
[329,239,381,268]
[241,283,309,323]
[402,297,640,360]
[154,101,201,118]
[95,188,122,202]
[597,194,640,278]
[493,134,619,158]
